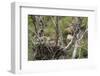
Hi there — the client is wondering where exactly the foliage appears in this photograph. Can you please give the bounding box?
[28,15,88,61]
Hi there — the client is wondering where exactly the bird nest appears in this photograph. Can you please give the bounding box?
[32,44,66,60]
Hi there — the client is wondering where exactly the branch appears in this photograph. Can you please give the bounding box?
[72,40,78,58]
[72,28,88,58]
[50,16,56,26]
[63,37,74,51]
[79,29,88,41]
[50,16,64,47]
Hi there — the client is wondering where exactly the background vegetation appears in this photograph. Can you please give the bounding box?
[28,15,88,61]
